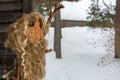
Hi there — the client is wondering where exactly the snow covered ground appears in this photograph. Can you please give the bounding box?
[45,27,120,80]
[44,0,120,80]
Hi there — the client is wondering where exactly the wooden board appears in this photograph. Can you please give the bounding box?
[0,12,22,22]
[0,55,16,67]
[0,0,21,2]
[0,32,7,42]
[0,3,22,11]
[0,24,10,32]
[22,0,33,13]
[0,0,33,74]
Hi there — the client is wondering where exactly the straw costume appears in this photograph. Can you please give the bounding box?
[4,3,64,80]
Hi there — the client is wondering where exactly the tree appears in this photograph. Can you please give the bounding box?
[35,3,51,16]
[87,0,115,27]
[114,0,120,58]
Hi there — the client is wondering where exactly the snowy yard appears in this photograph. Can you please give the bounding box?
[44,0,120,80]
[45,27,120,80]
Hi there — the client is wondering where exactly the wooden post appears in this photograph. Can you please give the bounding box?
[31,0,35,12]
[22,0,33,13]
[54,10,62,58]
[114,0,120,58]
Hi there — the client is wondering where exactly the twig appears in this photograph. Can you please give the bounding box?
[2,66,16,79]
[47,3,64,24]
[43,3,64,36]
[45,48,52,53]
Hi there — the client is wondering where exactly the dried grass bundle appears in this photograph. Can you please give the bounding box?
[5,12,48,80]
[4,3,64,80]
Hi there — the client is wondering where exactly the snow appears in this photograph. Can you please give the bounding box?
[61,0,116,21]
[61,0,91,21]
[45,27,120,80]
[44,0,120,80]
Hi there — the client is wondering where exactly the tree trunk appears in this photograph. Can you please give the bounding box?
[54,10,62,58]
[114,0,120,58]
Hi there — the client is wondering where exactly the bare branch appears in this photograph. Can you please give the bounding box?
[2,67,16,79]
[43,3,64,36]
[47,3,64,24]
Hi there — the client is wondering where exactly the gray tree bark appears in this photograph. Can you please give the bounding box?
[114,0,120,58]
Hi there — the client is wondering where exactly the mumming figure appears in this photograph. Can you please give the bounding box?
[4,4,64,80]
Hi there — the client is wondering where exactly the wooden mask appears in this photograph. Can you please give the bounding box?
[25,13,45,41]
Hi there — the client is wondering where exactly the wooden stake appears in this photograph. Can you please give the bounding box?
[2,67,16,79]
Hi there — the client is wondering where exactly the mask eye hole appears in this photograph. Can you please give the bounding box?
[29,21,34,27]
[39,18,43,28]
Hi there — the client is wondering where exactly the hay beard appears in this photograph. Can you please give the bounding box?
[5,13,48,80]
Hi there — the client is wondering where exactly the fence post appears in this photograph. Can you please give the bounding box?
[54,9,62,58]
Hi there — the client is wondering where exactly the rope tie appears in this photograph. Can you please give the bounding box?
[21,23,28,79]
